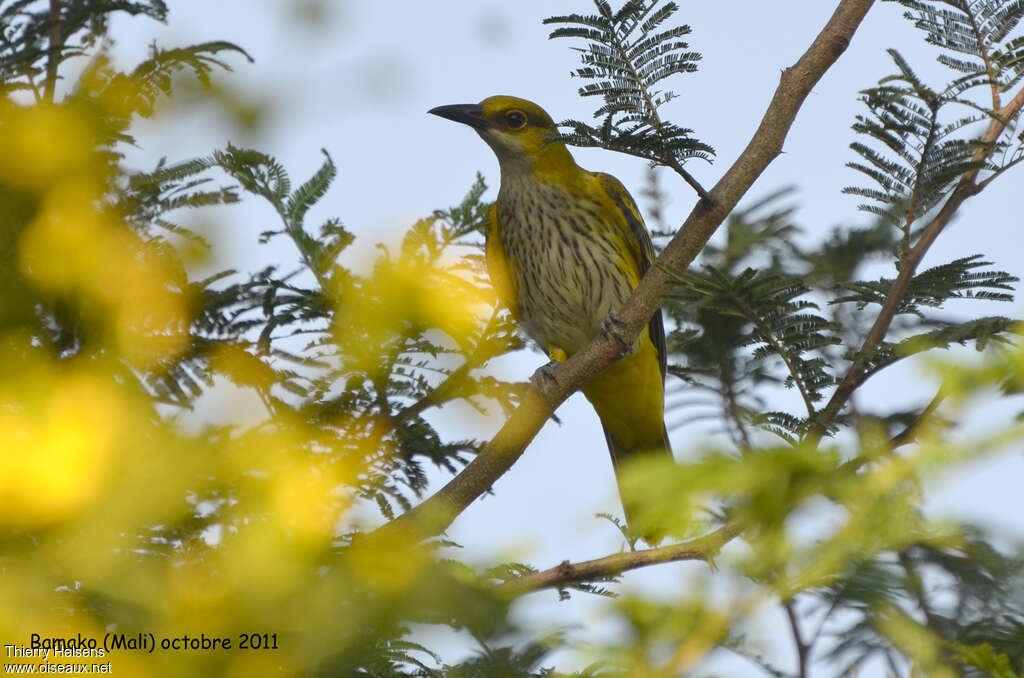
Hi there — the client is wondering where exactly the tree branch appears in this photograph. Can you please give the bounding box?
[962,3,1000,113]
[743,301,817,418]
[594,9,711,203]
[372,0,877,543]
[898,549,945,634]
[396,308,507,423]
[812,83,1024,436]
[44,0,62,103]
[396,362,473,422]
[900,105,940,257]
[784,598,811,678]
[661,153,711,203]
[498,522,741,598]
[889,389,945,448]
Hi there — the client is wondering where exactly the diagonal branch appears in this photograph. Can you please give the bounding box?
[784,599,811,678]
[499,522,741,598]
[962,2,1000,112]
[372,0,877,543]
[597,11,711,202]
[661,152,712,203]
[889,389,945,448]
[736,296,817,418]
[898,549,945,633]
[812,83,1024,436]
[44,0,62,103]
[396,361,473,422]
[900,104,940,257]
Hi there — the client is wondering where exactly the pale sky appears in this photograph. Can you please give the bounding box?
[109,2,1024,675]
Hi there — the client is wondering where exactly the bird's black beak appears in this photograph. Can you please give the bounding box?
[428,103,489,131]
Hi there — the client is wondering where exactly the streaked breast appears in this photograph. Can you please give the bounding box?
[496,176,636,355]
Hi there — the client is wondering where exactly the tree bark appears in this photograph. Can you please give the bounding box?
[374,0,878,543]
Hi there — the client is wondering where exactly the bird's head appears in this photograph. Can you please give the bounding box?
[429,95,574,174]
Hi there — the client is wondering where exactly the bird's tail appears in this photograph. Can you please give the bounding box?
[601,422,673,536]
[581,333,671,539]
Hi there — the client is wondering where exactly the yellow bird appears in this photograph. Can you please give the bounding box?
[429,95,671,529]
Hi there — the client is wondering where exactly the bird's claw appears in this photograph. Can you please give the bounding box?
[536,360,560,386]
[600,311,634,356]
[531,360,561,406]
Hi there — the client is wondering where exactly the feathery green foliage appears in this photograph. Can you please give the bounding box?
[894,0,1024,90]
[667,265,840,433]
[545,0,714,171]
[627,1,1024,674]
[4,1,1024,677]
[846,0,1024,237]
[843,49,993,229]
[0,0,168,98]
[833,254,1017,313]
[817,532,1024,676]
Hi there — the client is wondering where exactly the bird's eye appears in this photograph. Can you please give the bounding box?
[505,111,527,129]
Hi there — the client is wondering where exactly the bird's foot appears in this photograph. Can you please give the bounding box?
[531,360,562,406]
[600,311,634,356]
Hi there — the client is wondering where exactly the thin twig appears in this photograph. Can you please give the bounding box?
[723,645,789,678]
[742,298,817,418]
[372,0,877,543]
[44,0,61,103]
[785,598,811,678]
[721,357,754,450]
[811,83,1024,439]
[889,390,945,448]
[396,307,506,423]
[498,522,741,598]
[963,3,1001,113]
[900,105,940,258]
[397,362,472,422]
[898,549,945,633]
[0,29,44,103]
[661,153,712,203]
[594,11,711,203]
[975,149,1024,191]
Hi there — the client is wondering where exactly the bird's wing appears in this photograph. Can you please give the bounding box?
[594,172,667,382]
[484,203,519,320]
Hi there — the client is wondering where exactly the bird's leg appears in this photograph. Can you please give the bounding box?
[600,311,635,357]
[531,346,566,407]
[530,362,564,418]
[533,360,561,388]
